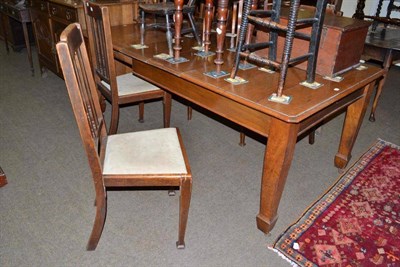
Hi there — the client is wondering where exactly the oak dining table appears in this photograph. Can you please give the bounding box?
[110,23,385,235]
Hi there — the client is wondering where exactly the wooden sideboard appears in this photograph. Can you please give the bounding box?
[0,0,34,51]
[28,0,137,78]
[0,0,35,74]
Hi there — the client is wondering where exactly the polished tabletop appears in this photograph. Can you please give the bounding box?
[112,24,384,125]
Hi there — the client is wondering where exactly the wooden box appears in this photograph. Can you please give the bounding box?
[255,7,371,77]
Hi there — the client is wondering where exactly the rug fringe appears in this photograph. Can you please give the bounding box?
[377,138,400,149]
[268,247,300,267]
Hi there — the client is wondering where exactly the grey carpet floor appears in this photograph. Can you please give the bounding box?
[1,41,399,266]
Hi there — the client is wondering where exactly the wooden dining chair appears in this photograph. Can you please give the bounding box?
[56,23,193,250]
[139,0,202,56]
[84,1,171,135]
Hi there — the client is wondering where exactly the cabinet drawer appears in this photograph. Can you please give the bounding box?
[49,3,77,22]
[31,0,48,12]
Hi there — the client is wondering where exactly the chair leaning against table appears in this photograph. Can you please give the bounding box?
[84,1,172,135]
[56,22,193,250]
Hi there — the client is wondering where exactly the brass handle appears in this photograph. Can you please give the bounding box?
[51,7,57,15]
[65,10,71,20]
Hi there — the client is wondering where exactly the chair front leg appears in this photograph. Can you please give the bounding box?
[87,195,107,251]
[176,176,192,249]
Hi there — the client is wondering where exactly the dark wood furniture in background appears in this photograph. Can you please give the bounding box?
[110,23,385,234]
[56,23,192,250]
[29,0,86,77]
[29,0,137,78]
[363,26,400,121]
[0,0,34,75]
[353,0,400,122]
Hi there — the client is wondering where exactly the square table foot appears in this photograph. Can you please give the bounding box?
[300,81,324,90]
[239,62,257,70]
[195,51,216,58]
[225,76,248,85]
[166,57,189,64]
[204,70,229,79]
[268,93,292,104]
[131,44,149,49]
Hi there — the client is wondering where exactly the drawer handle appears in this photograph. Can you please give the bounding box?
[51,7,57,15]
[66,10,71,20]
[41,3,46,10]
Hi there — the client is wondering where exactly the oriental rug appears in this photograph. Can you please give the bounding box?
[271,139,400,267]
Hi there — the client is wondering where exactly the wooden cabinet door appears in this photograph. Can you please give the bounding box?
[30,8,57,73]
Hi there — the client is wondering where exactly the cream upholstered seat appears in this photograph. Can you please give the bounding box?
[56,23,192,251]
[103,128,188,175]
[85,1,172,134]
[100,73,160,96]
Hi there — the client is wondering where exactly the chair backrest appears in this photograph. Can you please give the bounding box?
[56,23,107,194]
[84,1,118,98]
[186,0,196,7]
[375,0,400,24]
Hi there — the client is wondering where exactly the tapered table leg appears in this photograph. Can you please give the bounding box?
[257,119,299,234]
[369,49,393,122]
[335,83,374,169]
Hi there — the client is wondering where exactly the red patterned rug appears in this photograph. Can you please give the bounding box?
[271,139,400,266]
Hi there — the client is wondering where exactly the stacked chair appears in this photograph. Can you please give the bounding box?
[230,0,329,102]
[139,0,202,56]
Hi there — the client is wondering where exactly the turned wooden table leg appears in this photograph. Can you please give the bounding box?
[257,119,299,234]
[173,0,183,60]
[203,0,213,54]
[0,167,7,187]
[214,0,229,73]
[353,0,366,19]
[335,83,374,169]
